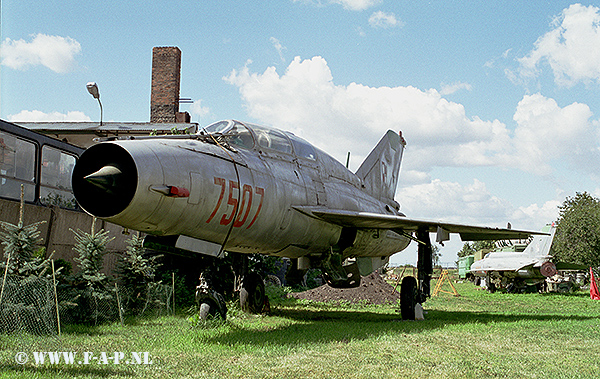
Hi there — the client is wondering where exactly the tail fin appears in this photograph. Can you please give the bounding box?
[355,130,406,206]
[523,224,556,257]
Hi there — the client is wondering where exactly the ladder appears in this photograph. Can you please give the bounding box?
[432,270,459,297]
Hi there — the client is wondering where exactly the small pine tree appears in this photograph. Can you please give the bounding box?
[0,188,58,334]
[0,220,47,277]
[0,186,48,277]
[116,234,162,315]
[69,219,114,325]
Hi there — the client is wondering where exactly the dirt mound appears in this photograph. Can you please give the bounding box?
[291,271,401,305]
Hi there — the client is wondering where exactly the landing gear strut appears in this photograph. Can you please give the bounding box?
[400,229,433,320]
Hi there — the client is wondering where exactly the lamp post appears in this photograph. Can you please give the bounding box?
[86,82,103,126]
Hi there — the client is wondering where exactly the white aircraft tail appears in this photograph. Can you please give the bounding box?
[523,225,556,257]
[355,130,406,206]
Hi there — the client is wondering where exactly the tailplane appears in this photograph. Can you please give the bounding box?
[355,130,406,207]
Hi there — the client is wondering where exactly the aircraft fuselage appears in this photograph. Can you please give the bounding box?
[72,121,410,261]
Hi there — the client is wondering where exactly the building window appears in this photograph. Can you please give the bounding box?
[40,146,77,209]
[0,131,36,201]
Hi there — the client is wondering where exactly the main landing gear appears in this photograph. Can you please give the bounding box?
[195,253,267,320]
[196,271,228,319]
[400,229,433,321]
[239,272,266,313]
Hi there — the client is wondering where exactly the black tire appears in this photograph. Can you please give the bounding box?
[400,276,418,321]
[240,272,266,313]
[486,275,496,293]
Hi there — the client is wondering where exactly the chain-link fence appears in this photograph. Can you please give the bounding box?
[0,269,175,336]
[0,276,58,335]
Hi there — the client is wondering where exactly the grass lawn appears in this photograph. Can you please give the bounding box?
[1,281,599,378]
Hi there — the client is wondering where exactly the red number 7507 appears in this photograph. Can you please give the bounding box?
[206,177,264,229]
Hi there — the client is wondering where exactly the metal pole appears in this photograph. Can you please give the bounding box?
[172,272,175,315]
[97,98,103,126]
[0,254,10,307]
[52,260,61,336]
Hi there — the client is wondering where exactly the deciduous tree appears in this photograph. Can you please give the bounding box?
[553,192,600,268]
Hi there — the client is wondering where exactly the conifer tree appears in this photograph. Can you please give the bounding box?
[69,219,114,324]
[0,186,57,334]
[0,186,49,278]
[116,234,162,314]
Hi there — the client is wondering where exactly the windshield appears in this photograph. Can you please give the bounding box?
[222,122,254,149]
[201,120,255,150]
[247,123,293,154]
[202,120,231,134]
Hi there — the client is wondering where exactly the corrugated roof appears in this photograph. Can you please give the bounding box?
[17,122,199,133]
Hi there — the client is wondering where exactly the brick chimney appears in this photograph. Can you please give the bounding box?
[151,47,181,123]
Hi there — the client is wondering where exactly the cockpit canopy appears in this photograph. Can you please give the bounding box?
[201,120,316,160]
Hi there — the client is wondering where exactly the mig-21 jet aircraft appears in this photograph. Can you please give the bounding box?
[470,225,585,292]
[72,120,544,320]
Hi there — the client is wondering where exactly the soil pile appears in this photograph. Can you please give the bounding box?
[291,271,401,305]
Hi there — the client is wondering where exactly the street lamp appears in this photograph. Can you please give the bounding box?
[86,82,103,126]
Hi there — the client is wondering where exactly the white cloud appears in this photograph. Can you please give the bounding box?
[1,33,81,73]
[509,93,600,176]
[8,110,91,122]
[516,4,600,86]
[368,11,402,29]
[396,179,513,224]
[190,99,210,118]
[224,56,511,176]
[511,199,560,226]
[439,82,473,95]
[397,179,559,231]
[270,37,286,62]
[332,0,381,11]
[293,0,381,11]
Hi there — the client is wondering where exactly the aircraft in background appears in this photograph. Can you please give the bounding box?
[470,225,584,292]
[71,120,544,320]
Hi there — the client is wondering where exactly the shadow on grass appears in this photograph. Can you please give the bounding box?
[0,363,133,378]
[199,306,598,347]
[58,314,180,336]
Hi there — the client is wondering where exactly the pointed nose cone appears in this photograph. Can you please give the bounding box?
[84,165,123,193]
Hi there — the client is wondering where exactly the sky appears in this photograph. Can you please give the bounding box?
[2,1,600,265]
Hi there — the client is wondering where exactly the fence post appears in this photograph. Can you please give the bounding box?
[172,272,175,315]
[115,283,123,326]
[51,259,61,336]
[0,254,11,307]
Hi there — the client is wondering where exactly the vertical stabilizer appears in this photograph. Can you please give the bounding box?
[355,130,406,206]
[523,225,556,257]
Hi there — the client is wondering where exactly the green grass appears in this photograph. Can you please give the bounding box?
[1,282,599,378]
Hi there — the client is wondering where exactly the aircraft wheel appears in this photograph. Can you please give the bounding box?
[197,296,227,320]
[196,275,227,321]
[240,272,266,313]
[486,274,496,293]
[400,276,418,320]
[265,274,282,287]
[199,301,216,320]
